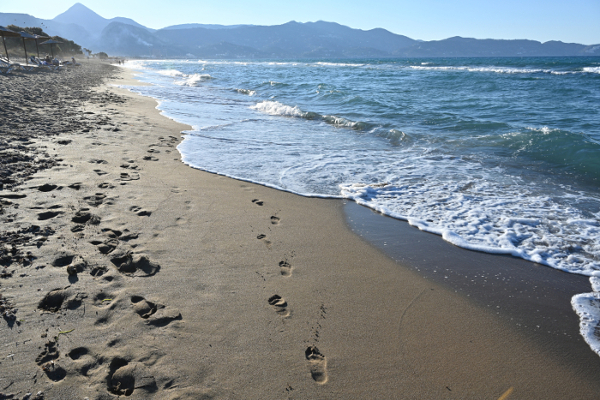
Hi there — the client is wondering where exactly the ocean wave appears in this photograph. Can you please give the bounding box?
[250,101,305,117]
[502,127,600,178]
[572,288,600,356]
[410,65,549,74]
[175,73,214,87]
[235,88,257,96]
[583,67,600,74]
[249,101,374,131]
[315,62,365,68]
[340,179,600,276]
[157,69,185,77]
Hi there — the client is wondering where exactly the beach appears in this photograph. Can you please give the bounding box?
[1,61,600,399]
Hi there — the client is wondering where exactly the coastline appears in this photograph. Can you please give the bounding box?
[1,63,600,398]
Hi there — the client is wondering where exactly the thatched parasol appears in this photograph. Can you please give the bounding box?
[19,31,39,64]
[40,38,63,59]
[0,26,20,62]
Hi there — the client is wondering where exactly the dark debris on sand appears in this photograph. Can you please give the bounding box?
[0,62,124,271]
[0,62,124,191]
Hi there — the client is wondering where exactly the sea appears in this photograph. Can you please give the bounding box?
[121,57,600,354]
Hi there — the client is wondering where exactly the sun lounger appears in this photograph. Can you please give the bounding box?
[0,56,35,72]
[30,56,60,71]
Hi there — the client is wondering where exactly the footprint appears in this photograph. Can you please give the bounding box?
[36,340,67,382]
[131,295,158,319]
[120,172,140,181]
[84,193,106,207]
[268,295,290,317]
[305,346,328,384]
[98,182,114,189]
[71,224,85,233]
[110,253,160,277]
[279,261,292,277]
[38,288,69,312]
[36,340,59,365]
[256,234,272,248]
[146,308,182,327]
[72,209,100,224]
[38,183,59,192]
[107,358,135,396]
[67,346,90,360]
[94,239,119,254]
[38,211,62,220]
[143,155,159,161]
[130,206,151,217]
[270,216,280,225]
[94,169,108,176]
[89,159,108,164]
[107,358,157,396]
[252,199,264,206]
[68,182,83,190]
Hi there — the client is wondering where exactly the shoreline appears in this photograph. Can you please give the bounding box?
[1,63,600,398]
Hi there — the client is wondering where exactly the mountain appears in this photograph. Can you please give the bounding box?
[162,23,253,30]
[0,3,153,52]
[1,3,598,58]
[396,36,593,57]
[154,21,417,58]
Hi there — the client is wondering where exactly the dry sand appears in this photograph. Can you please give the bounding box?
[1,62,600,399]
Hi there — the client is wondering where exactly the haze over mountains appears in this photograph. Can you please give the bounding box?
[1,3,598,58]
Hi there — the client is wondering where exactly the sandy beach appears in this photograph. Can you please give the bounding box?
[1,62,600,399]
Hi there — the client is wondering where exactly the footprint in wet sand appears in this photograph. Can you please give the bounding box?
[268,295,290,317]
[252,199,264,206]
[279,260,292,277]
[305,346,328,384]
[256,234,272,248]
[270,216,280,225]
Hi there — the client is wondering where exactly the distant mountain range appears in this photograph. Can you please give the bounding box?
[2,3,599,58]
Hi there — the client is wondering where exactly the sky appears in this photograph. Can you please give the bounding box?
[2,0,599,45]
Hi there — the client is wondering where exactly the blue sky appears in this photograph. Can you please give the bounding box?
[3,0,599,44]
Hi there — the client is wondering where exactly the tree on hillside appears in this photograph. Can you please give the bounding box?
[3,25,83,58]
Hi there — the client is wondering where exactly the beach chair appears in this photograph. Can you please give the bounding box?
[30,56,59,71]
[0,57,14,74]
[0,56,35,72]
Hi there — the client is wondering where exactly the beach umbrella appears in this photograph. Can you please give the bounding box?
[21,32,50,58]
[40,39,62,59]
[29,34,49,58]
[0,26,20,62]
[20,32,37,64]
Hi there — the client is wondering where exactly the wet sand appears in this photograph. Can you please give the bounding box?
[1,61,600,399]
